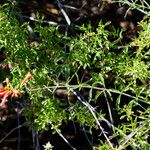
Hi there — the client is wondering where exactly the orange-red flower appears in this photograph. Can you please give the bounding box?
[20,72,32,88]
[1,92,9,108]
[0,86,10,108]
[0,72,32,108]
[0,87,6,92]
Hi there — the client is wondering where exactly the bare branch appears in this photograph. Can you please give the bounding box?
[0,122,27,144]
[56,0,71,25]
[72,90,114,149]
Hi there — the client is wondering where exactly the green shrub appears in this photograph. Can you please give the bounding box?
[0,3,150,149]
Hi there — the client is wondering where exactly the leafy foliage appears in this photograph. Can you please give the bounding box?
[0,3,150,149]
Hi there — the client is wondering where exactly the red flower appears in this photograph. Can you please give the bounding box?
[1,92,9,108]
[0,72,32,108]
[0,87,6,92]
[20,72,32,88]
[0,86,10,108]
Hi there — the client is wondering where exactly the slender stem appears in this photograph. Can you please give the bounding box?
[0,122,27,144]
[72,90,114,149]
[28,84,150,105]
[56,0,71,25]
[55,129,77,150]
